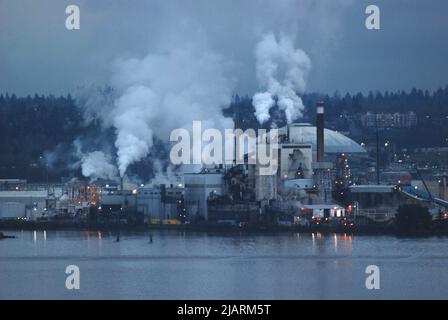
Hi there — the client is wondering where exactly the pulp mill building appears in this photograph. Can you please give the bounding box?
[0,102,385,226]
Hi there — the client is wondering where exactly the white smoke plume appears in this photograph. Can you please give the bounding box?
[79,45,234,178]
[70,0,354,179]
[71,139,118,180]
[81,151,118,180]
[252,33,311,124]
[150,160,179,186]
[111,85,156,177]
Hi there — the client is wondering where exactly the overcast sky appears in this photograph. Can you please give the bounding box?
[1,0,447,97]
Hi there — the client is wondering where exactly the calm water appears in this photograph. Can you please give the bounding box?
[1,230,448,300]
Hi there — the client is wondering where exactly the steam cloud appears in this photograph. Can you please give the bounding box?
[77,34,310,179]
[252,33,311,124]
[81,151,118,180]
[78,45,234,178]
[71,3,349,180]
[34,0,354,182]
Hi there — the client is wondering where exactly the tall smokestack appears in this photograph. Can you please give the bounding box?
[316,101,325,162]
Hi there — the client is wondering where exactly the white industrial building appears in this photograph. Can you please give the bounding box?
[137,185,184,222]
[137,187,163,219]
[278,143,313,180]
[184,169,225,220]
[0,190,48,220]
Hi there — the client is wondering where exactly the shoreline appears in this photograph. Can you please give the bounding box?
[2,221,448,237]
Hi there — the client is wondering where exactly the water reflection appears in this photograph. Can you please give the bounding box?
[301,232,353,255]
[341,233,352,255]
[1,230,447,299]
[333,233,338,253]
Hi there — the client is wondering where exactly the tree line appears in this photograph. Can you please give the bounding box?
[1,86,447,181]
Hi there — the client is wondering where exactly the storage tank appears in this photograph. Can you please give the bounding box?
[0,202,26,219]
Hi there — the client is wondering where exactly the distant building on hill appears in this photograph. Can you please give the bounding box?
[361,111,417,128]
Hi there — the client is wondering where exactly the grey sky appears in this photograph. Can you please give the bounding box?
[0,0,447,96]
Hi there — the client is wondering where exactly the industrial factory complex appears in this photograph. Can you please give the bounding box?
[1,102,448,232]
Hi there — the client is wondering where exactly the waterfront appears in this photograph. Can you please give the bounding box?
[1,230,448,299]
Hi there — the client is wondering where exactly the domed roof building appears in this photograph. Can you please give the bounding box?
[278,123,366,154]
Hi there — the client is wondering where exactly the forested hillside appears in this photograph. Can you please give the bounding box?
[1,86,447,181]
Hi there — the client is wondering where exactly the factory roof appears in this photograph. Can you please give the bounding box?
[301,204,344,209]
[279,123,366,153]
[0,190,48,197]
[349,185,396,193]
